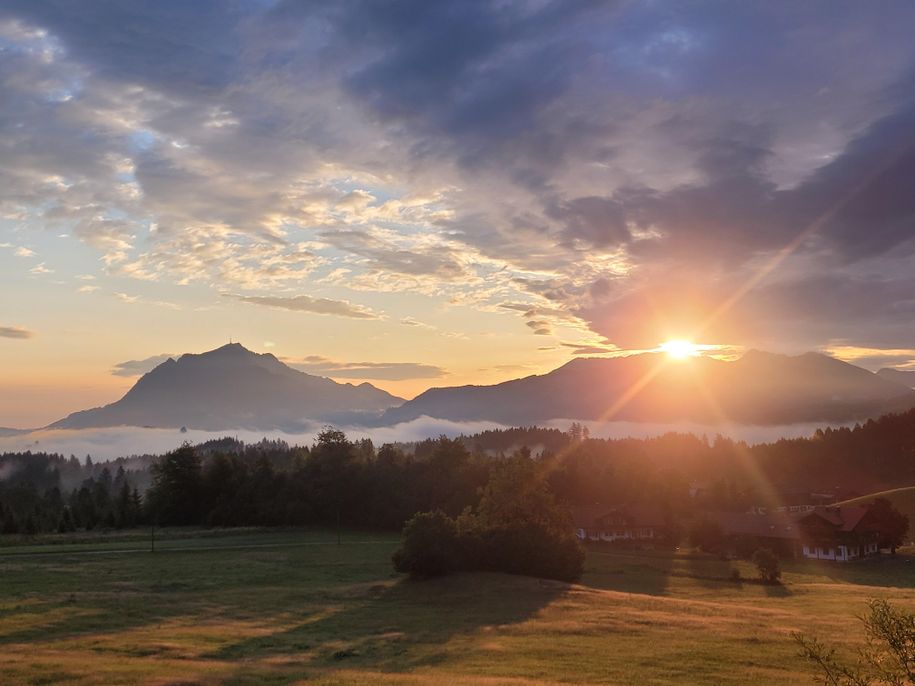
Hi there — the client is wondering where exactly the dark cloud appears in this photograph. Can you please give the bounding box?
[0,0,246,96]
[290,355,446,380]
[0,326,34,339]
[226,294,381,319]
[2,0,915,361]
[319,229,466,279]
[111,354,174,377]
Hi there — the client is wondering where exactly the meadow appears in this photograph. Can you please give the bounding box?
[1,529,914,685]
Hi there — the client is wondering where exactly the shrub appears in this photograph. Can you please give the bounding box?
[795,598,915,684]
[751,547,781,584]
[392,510,461,578]
[392,451,585,583]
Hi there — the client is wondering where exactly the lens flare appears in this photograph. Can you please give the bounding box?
[659,339,700,359]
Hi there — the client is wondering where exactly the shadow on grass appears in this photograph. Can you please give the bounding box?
[210,571,565,671]
[579,547,679,596]
[793,552,915,589]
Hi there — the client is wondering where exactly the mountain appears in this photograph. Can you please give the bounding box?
[50,343,404,431]
[877,368,915,389]
[0,427,28,437]
[379,351,915,426]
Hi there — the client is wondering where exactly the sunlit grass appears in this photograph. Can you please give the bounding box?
[1,531,913,685]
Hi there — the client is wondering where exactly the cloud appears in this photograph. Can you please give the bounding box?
[114,292,180,309]
[1,1,915,361]
[111,354,175,377]
[13,246,35,257]
[289,354,446,380]
[227,294,382,319]
[29,262,52,274]
[0,326,34,339]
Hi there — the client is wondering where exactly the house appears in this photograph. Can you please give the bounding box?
[715,510,801,558]
[794,506,880,562]
[716,505,881,562]
[573,505,669,543]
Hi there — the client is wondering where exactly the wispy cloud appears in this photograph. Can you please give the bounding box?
[114,292,180,309]
[14,247,35,258]
[288,355,446,381]
[110,354,174,377]
[227,294,382,320]
[0,326,34,339]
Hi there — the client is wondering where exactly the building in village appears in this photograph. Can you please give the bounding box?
[573,505,670,543]
[715,505,881,562]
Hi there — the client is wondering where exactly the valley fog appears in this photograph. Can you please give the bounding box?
[0,417,850,461]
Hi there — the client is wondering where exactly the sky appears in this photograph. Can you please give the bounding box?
[2,1,915,429]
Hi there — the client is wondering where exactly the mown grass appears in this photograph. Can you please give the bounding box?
[1,530,913,685]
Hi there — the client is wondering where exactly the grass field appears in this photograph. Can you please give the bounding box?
[839,486,915,543]
[2,529,914,685]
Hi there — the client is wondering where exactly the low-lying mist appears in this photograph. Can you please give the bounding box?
[0,417,850,461]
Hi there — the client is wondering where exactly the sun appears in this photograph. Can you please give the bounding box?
[659,339,701,359]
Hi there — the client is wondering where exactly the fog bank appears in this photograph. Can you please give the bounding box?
[0,416,854,461]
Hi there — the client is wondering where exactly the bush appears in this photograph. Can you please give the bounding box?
[751,547,781,584]
[392,510,461,578]
[460,518,585,583]
[795,598,915,684]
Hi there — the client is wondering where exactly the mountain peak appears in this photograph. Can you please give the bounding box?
[207,342,253,355]
[50,343,405,431]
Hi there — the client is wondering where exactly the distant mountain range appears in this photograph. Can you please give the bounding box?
[50,343,403,431]
[20,345,915,433]
[380,350,915,426]
[877,368,915,389]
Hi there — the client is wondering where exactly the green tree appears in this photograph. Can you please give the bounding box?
[146,444,203,526]
[869,498,910,554]
[392,510,460,578]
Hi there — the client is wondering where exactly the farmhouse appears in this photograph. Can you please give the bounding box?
[795,506,880,561]
[716,505,881,562]
[573,505,668,543]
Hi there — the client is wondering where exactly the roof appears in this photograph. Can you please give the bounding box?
[715,512,801,540]
[716,505,874,540]
[572,505,667,530]
[797,506,872,532]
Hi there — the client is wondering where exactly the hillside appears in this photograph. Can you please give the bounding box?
[838,486,915,544]
[50,343,403,432]
[878,368,915,389]
[380,350,915,426]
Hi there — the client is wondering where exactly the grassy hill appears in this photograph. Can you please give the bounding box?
[2,528,915,685]
[839,486,915,544]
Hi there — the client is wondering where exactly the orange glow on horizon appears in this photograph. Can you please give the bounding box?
[658,339,701,359]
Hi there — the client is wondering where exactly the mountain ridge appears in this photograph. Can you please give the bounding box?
[877,368,915,389]
[50,343,404,432]
[378,350,915,426]
[19,346,915,432]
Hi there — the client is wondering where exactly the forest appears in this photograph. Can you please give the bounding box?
[3,408,915,538]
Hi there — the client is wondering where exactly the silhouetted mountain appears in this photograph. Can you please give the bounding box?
[0,427,27,437]
[877,368,915,389]
[380,351,915,426]
[51,343,403,431]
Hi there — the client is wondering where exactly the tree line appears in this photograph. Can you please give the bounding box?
[4,408,915,540]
